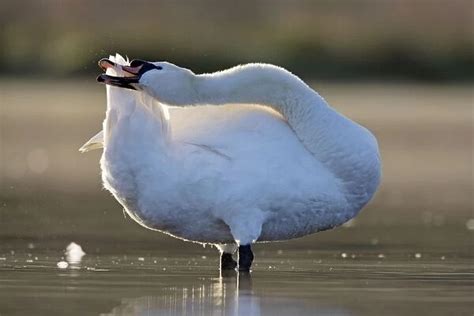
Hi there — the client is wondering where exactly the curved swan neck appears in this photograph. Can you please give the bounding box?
[194,64,335,154]
[194,64,381,209]
[194,64,338,161]
[195,64,327,114]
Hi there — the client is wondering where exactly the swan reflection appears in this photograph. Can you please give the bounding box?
[103,271,258,316]
[103,271,349,316]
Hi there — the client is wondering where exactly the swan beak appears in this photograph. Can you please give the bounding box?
[98,58,115,71]
[98,58,141,77]
[96,58,151,90]
[121,65,143,76]
[97,58,141,90]
[96,74,139,90]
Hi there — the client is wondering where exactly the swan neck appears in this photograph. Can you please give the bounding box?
[195,65,327,114]
[103,86,170,146]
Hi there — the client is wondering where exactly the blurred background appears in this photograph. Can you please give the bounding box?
[0,0,472,245]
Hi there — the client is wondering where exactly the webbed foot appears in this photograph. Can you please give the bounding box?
[238,244,254,272]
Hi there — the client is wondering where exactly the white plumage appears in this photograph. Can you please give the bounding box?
[83,54,381,252]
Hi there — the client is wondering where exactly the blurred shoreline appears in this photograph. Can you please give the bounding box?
[1,1,472,81]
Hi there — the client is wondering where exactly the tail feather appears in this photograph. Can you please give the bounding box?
[79,131,104,153]
[79,54,126,154]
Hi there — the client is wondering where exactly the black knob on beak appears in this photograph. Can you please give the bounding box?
[130,59,147,68]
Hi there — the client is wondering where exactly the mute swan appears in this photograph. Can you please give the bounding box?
[82,54,381,271]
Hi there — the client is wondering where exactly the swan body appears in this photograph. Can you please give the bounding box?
[84,54,381,269]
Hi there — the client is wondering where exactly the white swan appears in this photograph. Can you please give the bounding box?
[82,54,381,271]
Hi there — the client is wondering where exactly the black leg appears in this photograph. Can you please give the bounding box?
[238,244,254,272]
[220,252,237,270]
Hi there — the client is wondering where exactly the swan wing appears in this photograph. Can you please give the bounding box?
[169,104,289,155]
[79,104,289,159]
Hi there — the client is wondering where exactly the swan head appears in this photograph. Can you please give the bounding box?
[97,58,196,106]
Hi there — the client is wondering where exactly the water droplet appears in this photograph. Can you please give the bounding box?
[66,242,85,264]
[377,254,385,259]
[57,261,68,269]
[414,253,422,259]
[138,257,145,262]
[341,253,347,258]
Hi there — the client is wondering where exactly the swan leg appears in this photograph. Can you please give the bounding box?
[216,243,238,270]
[238,244,254,272]
[221,207,264,271]
[221,252,238,270]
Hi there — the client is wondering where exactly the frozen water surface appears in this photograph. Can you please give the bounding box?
[0,227,472,316]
